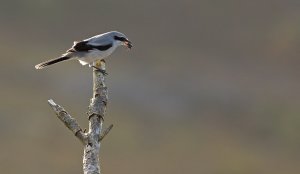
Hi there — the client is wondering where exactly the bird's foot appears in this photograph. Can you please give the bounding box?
[92,66,108,76]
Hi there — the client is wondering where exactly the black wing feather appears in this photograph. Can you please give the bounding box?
[68,41,113,52]
[94,44,113,51]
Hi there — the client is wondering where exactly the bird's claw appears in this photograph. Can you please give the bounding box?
[92,66,108,76]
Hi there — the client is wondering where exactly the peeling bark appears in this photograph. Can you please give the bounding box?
[48,60,110,174]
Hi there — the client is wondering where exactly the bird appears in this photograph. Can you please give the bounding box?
[35,31,132,74]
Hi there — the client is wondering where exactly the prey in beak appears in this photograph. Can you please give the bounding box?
[124,40,133,49]
[114,35,132,49]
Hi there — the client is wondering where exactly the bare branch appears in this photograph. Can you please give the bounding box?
[83,60,108,174]
[47,59,109,174]
[48,99,87,144]
[99,124,113,142]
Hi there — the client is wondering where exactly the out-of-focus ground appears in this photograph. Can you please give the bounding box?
[0,1,300,174]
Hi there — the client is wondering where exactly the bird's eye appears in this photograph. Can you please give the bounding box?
[114,36,126,42]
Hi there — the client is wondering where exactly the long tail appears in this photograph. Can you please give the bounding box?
[35,56,71,69]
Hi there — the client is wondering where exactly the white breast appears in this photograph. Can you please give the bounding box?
[77,45,117,66]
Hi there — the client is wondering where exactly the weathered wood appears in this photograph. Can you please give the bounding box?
[47,59,110,174]
[83,60,108,174]
[83,61,108,174]
[48,99,87,144]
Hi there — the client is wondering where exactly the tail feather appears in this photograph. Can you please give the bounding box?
[35,56,71,69]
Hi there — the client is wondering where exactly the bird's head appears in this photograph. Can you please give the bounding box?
[110,31,132,49]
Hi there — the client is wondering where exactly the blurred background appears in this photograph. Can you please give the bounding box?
[0,0,300,174]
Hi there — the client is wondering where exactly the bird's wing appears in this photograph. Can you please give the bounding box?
[67,41,113,52]
[67,41,93,52]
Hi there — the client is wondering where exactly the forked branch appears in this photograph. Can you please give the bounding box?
[48,60,110,174]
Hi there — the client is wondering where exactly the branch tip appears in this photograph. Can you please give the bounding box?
[47,99,56,106]
[99,124,113,142]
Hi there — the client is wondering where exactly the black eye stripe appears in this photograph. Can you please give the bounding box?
[114,36,126,42]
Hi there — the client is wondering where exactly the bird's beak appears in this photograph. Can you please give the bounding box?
[124,40,133,49]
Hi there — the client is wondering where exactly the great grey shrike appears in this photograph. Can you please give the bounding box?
[35,31,132,73]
